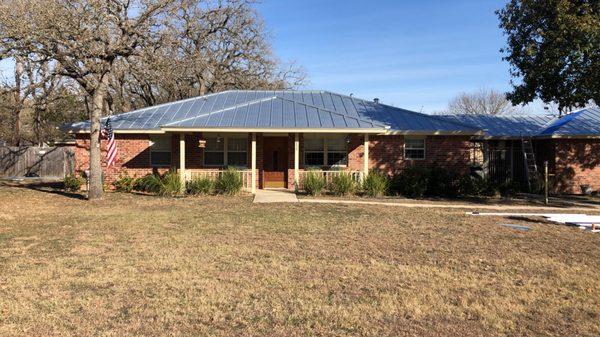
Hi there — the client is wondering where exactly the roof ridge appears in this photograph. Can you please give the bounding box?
[162,96,278,126]
[324,91,481,131]
[272,95,389,128]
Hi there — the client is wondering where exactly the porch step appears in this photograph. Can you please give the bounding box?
[253,189,299,203]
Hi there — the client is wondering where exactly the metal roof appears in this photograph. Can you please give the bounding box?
[539,107,600,136]
[438,108,600,138]
[438,114,555,138]
[65,90,479,134]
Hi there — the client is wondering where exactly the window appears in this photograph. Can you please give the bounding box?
[304,138,325,166]
[204,137,225,166]
[149,135,172,166]
[404,137,425,160]
[227,137,248,167]
[327,137,348,166]
[304,136,348,167]
[203,136,248,167]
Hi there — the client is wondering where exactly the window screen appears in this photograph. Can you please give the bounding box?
[150,135,172,166]
[227,137,247,167]
[204,137,225,166]
[304,138,324,166]
[327,137,347,166]
[404,138,425,160]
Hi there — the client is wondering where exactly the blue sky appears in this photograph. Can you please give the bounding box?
[256,0,512,113]
[0,0,522,114]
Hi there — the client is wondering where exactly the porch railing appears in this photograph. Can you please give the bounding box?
[184,169,253,192]
[297,170,363,189]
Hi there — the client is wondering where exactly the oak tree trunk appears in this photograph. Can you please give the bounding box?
[88,77,108,200]
[12,59,23,146]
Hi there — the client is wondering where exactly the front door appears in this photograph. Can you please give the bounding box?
[263,137,288,188]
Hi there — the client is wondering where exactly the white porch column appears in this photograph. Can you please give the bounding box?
[179,133,186,192]
[294,133,300,190]
[251,133,257,193]
[363,133,369,180]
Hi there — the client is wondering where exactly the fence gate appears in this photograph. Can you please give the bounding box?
[0,146,74,179]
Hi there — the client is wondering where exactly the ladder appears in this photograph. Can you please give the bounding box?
[521,136,538,191]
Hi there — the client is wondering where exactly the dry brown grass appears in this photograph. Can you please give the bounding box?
[0,186,599,336]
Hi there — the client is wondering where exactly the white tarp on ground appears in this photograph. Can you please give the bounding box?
[467,212,600,233]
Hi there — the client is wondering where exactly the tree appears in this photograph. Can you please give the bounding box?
[109,0,306,110]
[497,0,600,113]
[0,0,180,199]
[444,88,521,115]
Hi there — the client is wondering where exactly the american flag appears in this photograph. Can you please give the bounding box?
[102,118,118,167]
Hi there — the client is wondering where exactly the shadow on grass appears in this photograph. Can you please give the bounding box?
[0,180,86,200]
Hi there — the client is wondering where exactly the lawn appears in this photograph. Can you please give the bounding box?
[0,186,599,336]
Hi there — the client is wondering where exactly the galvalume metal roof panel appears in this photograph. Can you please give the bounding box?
[437,114,556,138]
[539,108,600,136]
[64,90,484,133]
[439,108,600,138]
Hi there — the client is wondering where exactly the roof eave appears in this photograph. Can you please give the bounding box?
[160,127,388,134]
[384,130,483,136]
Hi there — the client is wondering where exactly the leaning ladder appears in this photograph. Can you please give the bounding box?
[521,136,538,192]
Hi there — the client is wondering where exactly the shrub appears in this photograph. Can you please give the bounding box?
[362,171,389,197]
[158,171,183,197]
[215,167,243,195]
[330,172,356,196]
[303,170,326,196]
[133,174,162,194]
[458,174,498,197]
[391,166,428,198]
[498,181,522,198]
[63,174,83,192]
[113,173,135,192]
[187,177,215,195]
[426,165,460,198]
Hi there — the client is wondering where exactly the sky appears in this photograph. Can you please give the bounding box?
[255,0,514,113]
[0,0,527,114]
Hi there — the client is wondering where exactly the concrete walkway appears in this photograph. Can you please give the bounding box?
[298,198,600,211]
[253,189,299,203]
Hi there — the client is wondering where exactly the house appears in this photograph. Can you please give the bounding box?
[440,108,600,194]
[63,90,600,194]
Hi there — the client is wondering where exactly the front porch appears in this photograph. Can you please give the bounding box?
[164,132,372,193]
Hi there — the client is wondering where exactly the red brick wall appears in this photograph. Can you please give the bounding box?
[347,135,472,175]
[287,134,472,190]
[75,132,474,189]
[75,133,170,184]
[552,139,600,194]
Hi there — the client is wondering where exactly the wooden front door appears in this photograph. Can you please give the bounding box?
[262,137,288,188]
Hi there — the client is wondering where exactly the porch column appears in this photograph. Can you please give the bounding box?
[294,133,300,190]
[251,133,257,193]
[363,133,369,180]
[179,133,186,193]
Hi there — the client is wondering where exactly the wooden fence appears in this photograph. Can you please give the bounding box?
[0,146,74,179]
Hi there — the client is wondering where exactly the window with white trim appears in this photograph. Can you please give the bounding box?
[304,136,348,167]
[404,137,425,160]
[149,135,172,166]
[203,136,247,167]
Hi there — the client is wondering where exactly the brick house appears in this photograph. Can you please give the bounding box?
[441,108,600,194]
[65,91,600,194]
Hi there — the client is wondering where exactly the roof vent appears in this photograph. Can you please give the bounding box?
[373,98,380,104]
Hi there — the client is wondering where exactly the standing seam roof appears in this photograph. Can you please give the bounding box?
[64,90,484,133]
